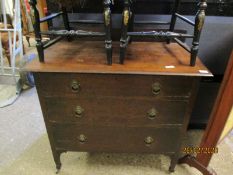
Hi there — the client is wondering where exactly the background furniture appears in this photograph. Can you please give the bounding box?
[26,40,212,173]
[46,0,233,16]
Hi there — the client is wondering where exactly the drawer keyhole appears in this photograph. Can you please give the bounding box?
[152,83,161,95]
[71,80,80,93]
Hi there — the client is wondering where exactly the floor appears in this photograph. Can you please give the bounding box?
[0,40,233,175]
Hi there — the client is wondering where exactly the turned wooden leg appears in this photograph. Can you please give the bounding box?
[36,42,44,62]
[191,43,199,66]
[29,0,45,62]
[128,3,134,44]
[105,40,112,65]
[169,154,179,172]
[120,0,131,64]
[190,0,207,66]
[103,0,112,65]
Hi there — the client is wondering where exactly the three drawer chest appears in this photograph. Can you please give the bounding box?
[25,41,212,173]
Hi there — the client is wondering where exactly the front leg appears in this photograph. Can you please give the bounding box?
[169,153,179,172]
[103,0,112,65]
[52,150,66,174]
[120,0,131,64]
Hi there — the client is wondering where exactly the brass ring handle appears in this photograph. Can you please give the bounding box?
[78,134,87,143]
[147,108,158,120]
[152,82,161,95]
[144,136,154,145]
[75,106,84,118]
[71,80,80,93]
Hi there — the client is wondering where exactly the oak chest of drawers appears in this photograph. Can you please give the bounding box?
[25,41,212,173]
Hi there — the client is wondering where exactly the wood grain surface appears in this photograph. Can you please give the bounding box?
[35,73,194,98]
[54,124,182,153]
[25,40,212,77]
[45,96,187,126]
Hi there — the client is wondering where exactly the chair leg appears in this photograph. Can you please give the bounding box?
[103,0,112,65]
[36,42,44,62]
[120,0,131,64]
[191,0,207,66]
[167,0,181,44]
[61,6,71,41]
[29,0,44,62]
[128,2,135,44]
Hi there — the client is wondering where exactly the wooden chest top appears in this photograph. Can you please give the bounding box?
[25,40,212,77]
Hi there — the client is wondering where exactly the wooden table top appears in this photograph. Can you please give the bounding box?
[25,40,212,77]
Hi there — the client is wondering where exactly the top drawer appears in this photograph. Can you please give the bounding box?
[34,73,194,98]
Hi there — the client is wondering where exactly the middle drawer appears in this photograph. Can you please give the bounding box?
[45,97,188,126]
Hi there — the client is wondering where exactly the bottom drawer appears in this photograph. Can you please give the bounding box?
[53,125,182,153]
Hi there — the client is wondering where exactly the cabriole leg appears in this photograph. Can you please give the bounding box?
[103,0,112,65]
[191,0,207,66]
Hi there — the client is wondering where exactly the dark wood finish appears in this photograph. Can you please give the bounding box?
[26,41,212,173]
[119,0,132,64]
[44,97,188,125]
[25,41,212,76]
[35,73,194,98]
[54,125,182,153]
[190,0,207,66]
[103,0,113,65]
[29,0,45,62]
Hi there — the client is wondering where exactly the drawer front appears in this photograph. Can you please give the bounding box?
[45,97,188,126]
[35,73,193,98]
[54,125,182,153]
